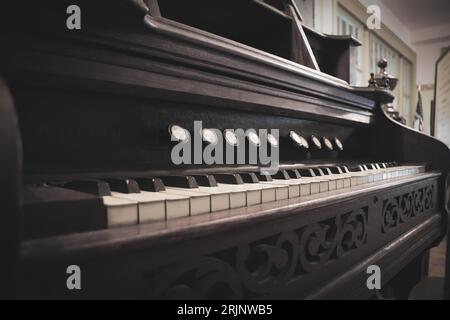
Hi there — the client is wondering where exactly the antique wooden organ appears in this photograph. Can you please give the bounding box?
[0,0,449,299]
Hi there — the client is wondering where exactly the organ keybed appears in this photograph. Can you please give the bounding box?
[0,0,449,299]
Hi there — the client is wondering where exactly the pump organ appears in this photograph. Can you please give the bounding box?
[0,0,449,299]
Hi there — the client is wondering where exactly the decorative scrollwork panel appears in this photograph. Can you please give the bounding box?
[146,207,369,299]
[382,185,434,233]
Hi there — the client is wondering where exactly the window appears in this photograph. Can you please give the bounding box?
[369,34,413,124]
[337,7,364,86]
[369,34,399,77]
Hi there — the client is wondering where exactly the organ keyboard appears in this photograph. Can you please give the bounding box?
[1,0,449,299]
[23,163,426,240]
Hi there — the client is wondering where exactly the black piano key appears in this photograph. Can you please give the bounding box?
[159,176,198,189]
[349,165,364,172]
[312,168,326,176]
[215,173,244,185]
[22,185,107,240]
[340,166,350,173]
[298,168,316,177]
[389,162,397,167]
[362,165,370,171]
[272,170,291,180]
[328,166,343,174]
[193,175,218,187]
[104,178,140,194]
[256,172,273,182]
[63,180,111,197]
[135,177,166,192]
[320,168,333,175]
[288,169,301,179]
[241,173,260,184]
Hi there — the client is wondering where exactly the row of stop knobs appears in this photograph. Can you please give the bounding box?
[169,124,344,151]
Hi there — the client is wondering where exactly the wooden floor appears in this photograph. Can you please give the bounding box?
[429,238,447,278]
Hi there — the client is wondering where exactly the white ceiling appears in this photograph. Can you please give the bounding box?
[380,0,450,30]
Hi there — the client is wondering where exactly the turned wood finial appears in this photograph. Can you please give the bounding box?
[368,58,398,91]
[378,58,388,71]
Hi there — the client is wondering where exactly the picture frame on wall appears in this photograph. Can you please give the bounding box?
[432,48,450,144]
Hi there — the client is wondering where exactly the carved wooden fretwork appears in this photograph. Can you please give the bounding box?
[148,207,369,299]
[145,180,438,299]
[382,185,434,233]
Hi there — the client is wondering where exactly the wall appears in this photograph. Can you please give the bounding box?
[358,0,412,47]
[415,41,450,85]
[412,23,450,133]
[412,23,450,85]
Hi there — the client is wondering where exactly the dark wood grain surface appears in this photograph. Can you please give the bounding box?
[0,0,448,299]
[0,76,22,298]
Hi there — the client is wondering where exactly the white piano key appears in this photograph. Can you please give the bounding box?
[197,186,231,212]
[111,191,169,223]
[300,183,311,196]
[297,179,321,194]
[351,175,359,186]
[161,193,191,219]
[328,179,337,191]
[307,175,341,192]
[259,182,289,200]
[247,189,262,206]
[336,178,344,189]
[288,185,300,198]
[272,179,301,198]
[102,196,139,227]
[311,181,320,194]
[360,175,369,184]
[163,188,211,216]
[343,177,351,188]
[216,182,278,206]
[113,191,190,221]
[230,191,247,208]
[224,183,262,206]
[216,184,248,208]
[252,183,278,203]
[261,187,276,203]
[275,186,289,200]
[320,181,329,192]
